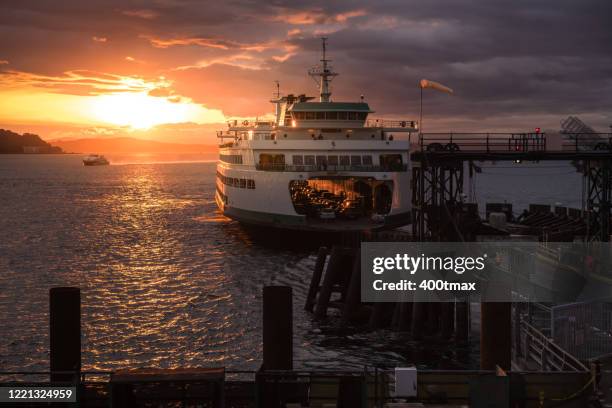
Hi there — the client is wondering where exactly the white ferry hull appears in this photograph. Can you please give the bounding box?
[216,157,412,232]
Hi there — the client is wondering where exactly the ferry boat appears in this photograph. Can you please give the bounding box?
[83,154,109,166]
[215,39,416,231]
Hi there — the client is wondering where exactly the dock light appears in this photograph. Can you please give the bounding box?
[535,127,541,133]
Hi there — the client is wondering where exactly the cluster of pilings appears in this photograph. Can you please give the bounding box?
[304,246,514,371]
[304,247,470,342]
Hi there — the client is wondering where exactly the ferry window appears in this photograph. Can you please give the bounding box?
[305,112,316,120]
[260,153,285,165]
[260,154,273,165]
[326,112,338,120]
[338,111,348,120]
[380,154,403,170]
[316,112,325,120]
[362,155,373,165]
[316,155,327,166]
[350,155,362,165]
[340,155,350,165]
[292,112,303,120]
[240,179,247,189]
[328,155,338,165]
[357,112,367,120]
[292,155,303,165]
[304,155,315,165]
[247,179,255,189]
[220,154,243,164]
[348,112,357,120]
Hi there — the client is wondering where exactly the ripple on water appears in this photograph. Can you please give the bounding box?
[0,155,482,373]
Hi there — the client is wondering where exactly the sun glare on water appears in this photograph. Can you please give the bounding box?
[90,92,218,129]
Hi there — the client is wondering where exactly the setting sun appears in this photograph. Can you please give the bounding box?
[90,92,224,129]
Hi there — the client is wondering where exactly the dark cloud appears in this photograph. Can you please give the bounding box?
[0,0,610,131]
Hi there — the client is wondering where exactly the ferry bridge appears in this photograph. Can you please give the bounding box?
[410,132,612,242]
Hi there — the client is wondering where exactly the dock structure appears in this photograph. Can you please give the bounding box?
[410,132,612,242]
[0,286,600,407]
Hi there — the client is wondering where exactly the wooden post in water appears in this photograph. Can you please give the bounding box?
[481,302,512,371]
[305,247,328,312]
[50,287,81,382]
[314,246,343,318]
[397,302,413,332]
[455,300,469,344]
[342,249,363,323]
[411,302,427,340]
[440,302,455,340]
[263,286,292,370]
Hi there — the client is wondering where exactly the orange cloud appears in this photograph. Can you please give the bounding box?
[92,36,107,43]
[0,60,8,65]
[142,35,283,53]
[122,9,159,19]
[0,69,168,96]
[271,8,367,25]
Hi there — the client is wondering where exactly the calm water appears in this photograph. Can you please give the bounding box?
[0,155,582,373]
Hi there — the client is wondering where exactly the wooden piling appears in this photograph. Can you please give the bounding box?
[440,302,455,340]
[342,249,363,324]
[305,247,328,312]
[481,302,512,371]
[368,302,394,330]
[314,246,343,318]
[455,300,469,345]
[411,302,427,340]
[263,286,292,370]
[425,303,441,335]
[397,302,413,332]
[50,287,81,383]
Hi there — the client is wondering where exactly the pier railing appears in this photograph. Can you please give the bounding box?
[418,132,612,153]
[419,132,547,152]
[0,367,594,406]
[551,301,612,361]
[516,319,588,372]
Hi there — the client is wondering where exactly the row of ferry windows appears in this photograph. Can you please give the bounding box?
[292,154,373,166]
[291,111,368,121]
[216,171,256,189]
[219,154,243,164]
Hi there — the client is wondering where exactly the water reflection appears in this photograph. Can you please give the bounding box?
[0,155,479,374]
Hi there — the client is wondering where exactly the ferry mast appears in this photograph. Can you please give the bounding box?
[309,37,338,102]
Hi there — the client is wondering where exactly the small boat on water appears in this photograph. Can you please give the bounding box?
[83,154,109,166]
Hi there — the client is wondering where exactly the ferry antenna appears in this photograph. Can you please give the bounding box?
[309,37,338,102]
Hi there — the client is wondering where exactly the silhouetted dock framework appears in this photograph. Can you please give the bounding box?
[411,132,612,242]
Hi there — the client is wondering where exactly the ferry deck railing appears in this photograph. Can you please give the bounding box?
[255,163,408,172]
[366,119,417,129]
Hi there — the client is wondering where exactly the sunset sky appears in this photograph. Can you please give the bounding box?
[0,0,611,144]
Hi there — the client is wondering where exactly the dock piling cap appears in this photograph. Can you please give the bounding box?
[50,286,80,294]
